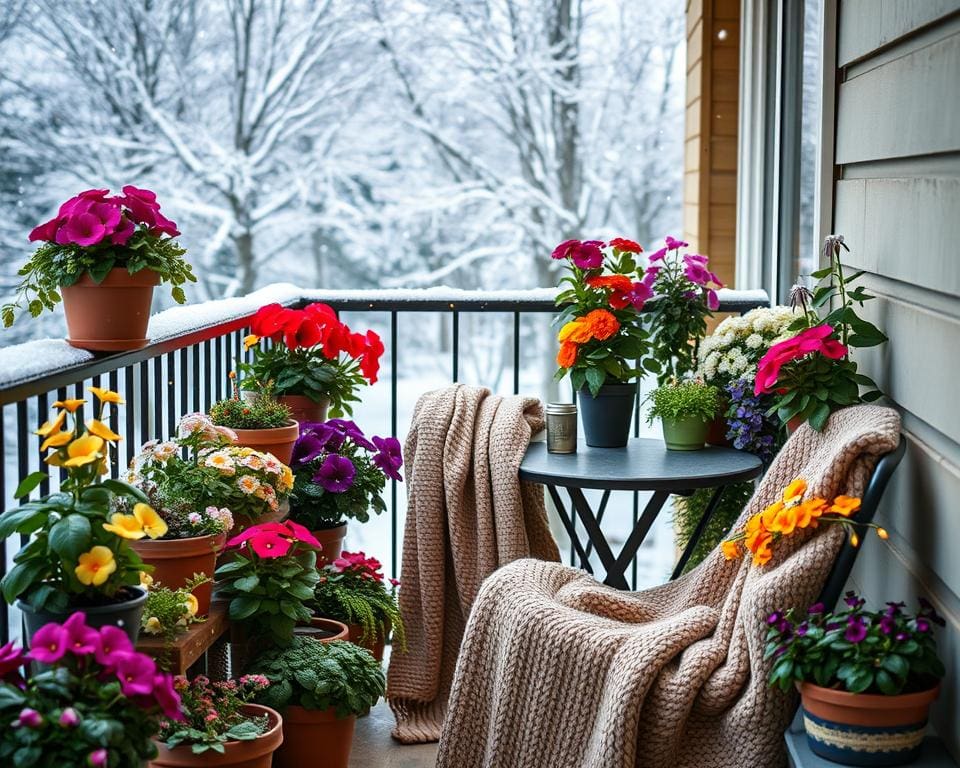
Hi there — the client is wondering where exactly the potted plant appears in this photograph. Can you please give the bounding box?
[239,302,384,423]
[249,637,385,768]
[288,420,402,565]
[210,376,299,465]
[2,186,195,350]
[766,594,946,766]
[645,379,719,451]
[152,674,283,767]
[552,237,653,447]
[312,551,405,661]
[0,389,164,644]
[0,612,182,766]
[755,236,887,432]
[215,521,322,664]
[140,575,206,640]
[643,235,723,385]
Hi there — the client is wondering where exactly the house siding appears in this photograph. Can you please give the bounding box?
[830,2,960,757]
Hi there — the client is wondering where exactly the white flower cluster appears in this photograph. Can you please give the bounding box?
[698,305,801,385]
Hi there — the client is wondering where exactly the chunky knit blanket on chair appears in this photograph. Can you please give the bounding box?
[387,384,561,744]
[436,405,901,768]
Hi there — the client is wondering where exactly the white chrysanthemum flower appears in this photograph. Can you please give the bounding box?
[746,333,763,349]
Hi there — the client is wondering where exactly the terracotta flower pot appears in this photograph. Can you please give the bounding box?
[227,499,288,540]
[311,522,347,567]
[705,415,731,447]
[294,617,349,643]
[231,617,346,674]
[150,704,283,768]
[799,681,940,766]
[277,394,329,426]
[346,618,390,662]
[274,705,355,768]
[229,419,299,465]
[18,586,148,647]
[131,533,226,616]
[61,267,160,351]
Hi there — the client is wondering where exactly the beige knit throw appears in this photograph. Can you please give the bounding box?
[387,384,561,744]
[436,405,901,768]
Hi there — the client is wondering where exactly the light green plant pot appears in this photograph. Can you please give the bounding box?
[661,416,710,451]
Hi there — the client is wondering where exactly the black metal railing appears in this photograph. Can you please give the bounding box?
[0,286,769,643]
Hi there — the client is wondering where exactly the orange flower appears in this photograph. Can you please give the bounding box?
[585,275,633,292]
[744,513,769,553]
[829,495,861,517]
[768,505,800,536]
[721,540,741,560]
[581,309,620,341]
[782,478,806,503]
[558,320,592,344]
[795,497,827,528]
[557,342,578,368]
[752,534,773,566]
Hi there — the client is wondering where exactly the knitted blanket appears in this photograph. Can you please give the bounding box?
[387,385,561,743]
[437,405,901,768]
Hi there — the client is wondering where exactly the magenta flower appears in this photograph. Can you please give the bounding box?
[551,239,580,260]
[0,641,27,682]
[28,216,60,242]
[17,708,42,728]
[59,707,80,727]
[63,612,101,657]
[55,212,107,246]
[551,239,604,269]
[110,214,136,245]
[648,246,668,262]
[112,651,158,696]
[284,520,322,549]
[152,673,184,721]
[844,616,868,643]
[624,280,653,311]
[88,749,109,768]
[706,289,720,311]
[249,531,293,558]
[313,454,356,493]
[372,435,403,481]
[95,624,133,668]
[665,235,688,250]
[119,185,160,227]
[29,621,70,664]
[226,521,290,548]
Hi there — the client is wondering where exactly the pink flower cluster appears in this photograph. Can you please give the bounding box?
[754,324,848,395]
[330,550,400,587]
[29,186,179,247]
[649,236,724,310]
[226,520,321,559]
[551,237,643,270]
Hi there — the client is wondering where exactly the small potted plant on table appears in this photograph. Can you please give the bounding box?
[312,551,405,661]
[239,302,384,423]
[767,594,946,766]
[646,378,719,451]
[152,674,283,767]
[0,389,164,644]
[0,612,181,766]
[288,420,402,565]
[3,186,195,350]
[210,377,299,465]
[249,637,385,768]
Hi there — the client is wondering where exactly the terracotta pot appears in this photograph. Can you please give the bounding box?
[61,267,160,351]
[277,394,329,426]
[150,704,283,768]
[227,499,288,539]
[311,522,347,567]
[346,618,390,662]
[706,415,731,447]
[274,705,355,768]
[294,617,349,643]
[229,419,299,465]
[799,682,940,766]
[131,533,226,616]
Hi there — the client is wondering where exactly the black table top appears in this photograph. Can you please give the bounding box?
[520,438,763,491]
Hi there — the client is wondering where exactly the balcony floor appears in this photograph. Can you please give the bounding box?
[351,699,438,768]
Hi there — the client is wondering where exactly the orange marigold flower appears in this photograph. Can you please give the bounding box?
[721,540,741,560]
[581,309,620,341]
[557,342,578,368]
[585,275,633,293]
[558,320,592,344]
[760,501,783,529]
[830,495,861,517]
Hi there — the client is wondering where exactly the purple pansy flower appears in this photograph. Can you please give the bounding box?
[372,435,404,481]
[807,602,825,615]
[844,616,868,643]
[313,454,356,493]
[326,419,376,452]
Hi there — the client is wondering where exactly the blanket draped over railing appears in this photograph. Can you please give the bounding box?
[436,405,900,768]
[387,384,561,743]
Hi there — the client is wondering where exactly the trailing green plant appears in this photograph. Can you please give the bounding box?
[673,482,754,573]
[209,379,291,430]
[249,637,385,717]
[141,574,209,642]
[646,379,719,424]
[312,551,405,650]
[3,186,195,327]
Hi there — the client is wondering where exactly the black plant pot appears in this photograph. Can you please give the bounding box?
[17,586,148,648]
[577,382,637,447]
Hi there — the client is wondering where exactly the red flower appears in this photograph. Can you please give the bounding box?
[754,324,848,395]
[359,330,384,383]
[608,238,643,254]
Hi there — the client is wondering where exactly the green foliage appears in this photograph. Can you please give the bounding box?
[141,575,209,645]
[2,230,195,328]
[209,392,291,430]
[766,596,946,695]
[646,379,719,423]
[290,445,387,530]
[312,567,405,651]
[249,637,385,717]
[673,482,754,573]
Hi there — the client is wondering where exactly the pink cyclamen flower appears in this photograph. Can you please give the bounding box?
[112,651,158,696]
[63,612,102,656]
[88,749,109,768]
[59,708,80,727]
[95,624,133,668]
[29,621,70,664]
[18,708,42,728]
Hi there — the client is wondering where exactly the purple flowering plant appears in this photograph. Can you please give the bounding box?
[723,380,780,463]
[765,593,946,695]
[0,612,181,767]
[288,420,402,530]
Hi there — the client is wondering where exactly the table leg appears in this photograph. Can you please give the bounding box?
[547,485,595,573]
[566,487,626,589]
[584,490,612,560]
[609,490,671,583]
[670,485,727,580]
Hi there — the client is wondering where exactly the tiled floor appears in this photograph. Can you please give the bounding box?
[350,700,438,768]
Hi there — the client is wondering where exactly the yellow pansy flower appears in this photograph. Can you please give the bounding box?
[103,513,146,540]
[87,386,125,405]
[63,434,105,467]
[133,503,168,539]
[139,571,154,588]
[53,398,86,413]
[243,334,260,350]
[75,546,117,586]
[184,593,199,616]
[35,410,67,437]
[41,429,73,451]
[86,419,122,442]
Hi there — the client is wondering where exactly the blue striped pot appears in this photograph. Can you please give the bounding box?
[799,682,939,766]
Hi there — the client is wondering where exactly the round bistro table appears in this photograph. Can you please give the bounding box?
[520,438,763,589]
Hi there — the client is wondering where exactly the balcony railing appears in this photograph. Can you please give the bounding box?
[0,284,769,643]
